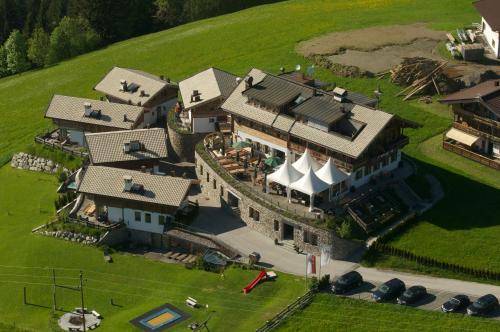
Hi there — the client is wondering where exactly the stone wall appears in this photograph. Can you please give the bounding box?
[167,123,206,162]
[195,150,362,258]
[10,152,67,173]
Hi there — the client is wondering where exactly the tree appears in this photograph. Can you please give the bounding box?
[153,0,184,27]
[0,45,7,77]
[4,29,30,74]
[27,27,50,67]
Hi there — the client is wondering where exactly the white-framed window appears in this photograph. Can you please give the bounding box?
[158,215,166,225]
[134,211,141,222]
[145,213,151,223]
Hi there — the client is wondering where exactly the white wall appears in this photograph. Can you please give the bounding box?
[66,128,85,146]
[144,97,178,126]
[107,206,172,234]
[493,143,500,159]
[192,116,216,133]
[157,98,178,118]
[348,150,401,188]
[483,18,500,58]
[237,129,289,155]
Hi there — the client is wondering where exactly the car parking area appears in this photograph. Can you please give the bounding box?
[337,280,500,320]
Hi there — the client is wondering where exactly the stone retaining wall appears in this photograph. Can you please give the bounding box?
[167,123,206,162]
[195,150,362,258]
[10,152,68,174]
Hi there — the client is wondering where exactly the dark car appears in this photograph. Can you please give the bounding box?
[467,294,499,316]
[331,271,363,294]
[372,278,405,302]
[441,295,471,313]
[397,285,427,305]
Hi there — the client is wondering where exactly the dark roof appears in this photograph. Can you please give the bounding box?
[474,0,500,31]
[243,75,312,108]
[292,94,352,126]
[344,91,377,107]
[440,79,500,116]
[212,68,239,99]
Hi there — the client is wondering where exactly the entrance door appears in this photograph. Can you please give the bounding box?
[227,191,239,208]
[283,223,294,240]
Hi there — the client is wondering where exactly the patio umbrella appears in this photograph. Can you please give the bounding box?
[264,156,283,168]
[232,141,252,150]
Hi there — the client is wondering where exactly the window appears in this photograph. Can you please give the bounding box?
[206,172,210,182]
[209,118,215,123]
[365,165,373,176]
[213,179,217,190]
[134,211,141,222]
[248,207,260,221]
[373,162,380,171]
[158,215,166,225]
[303,230,318,246]
[145,213,151,223]
[200,165,203,175]
[311,234,318,246]
[382,156,389,167]
[355,169,363,180]
[274,220,280,231]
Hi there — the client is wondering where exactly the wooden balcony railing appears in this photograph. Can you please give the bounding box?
[453,122,500,143]
[443,140,500,170]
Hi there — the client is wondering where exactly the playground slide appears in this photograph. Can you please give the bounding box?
[242,270,267,294]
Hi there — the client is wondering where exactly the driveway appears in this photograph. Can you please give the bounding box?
[191,195,500,306]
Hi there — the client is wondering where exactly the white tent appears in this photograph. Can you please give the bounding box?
[315,158,348,201]
[290,167,330,212]
[266,159,303,202]
[292,149,320,174]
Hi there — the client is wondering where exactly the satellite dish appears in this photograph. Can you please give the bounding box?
[307,65,315,77]
[295,64,301,72]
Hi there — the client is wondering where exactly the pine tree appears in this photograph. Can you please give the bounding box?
[0,45,7,77]
[4,29,30,74]
[27,27,50,67]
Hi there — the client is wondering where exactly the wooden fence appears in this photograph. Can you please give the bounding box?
[443,141,500,170]
[34,136,88,158]
[255,290,316,332]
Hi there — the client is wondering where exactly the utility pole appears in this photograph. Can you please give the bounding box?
[52,269,57,311]
[80,271,86,332]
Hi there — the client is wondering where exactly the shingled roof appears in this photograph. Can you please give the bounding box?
[85,128,168,165]
[179,67,238,109]
[222,69,395,159]
[440,79,500,116]
[78,166,191,207]
[45,95,144,129]
[94,67,177,106]
[474,0,500,31]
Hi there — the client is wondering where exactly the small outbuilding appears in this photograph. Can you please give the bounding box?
[474,0,500,58]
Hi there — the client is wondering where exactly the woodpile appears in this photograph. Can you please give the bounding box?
[390,57,453,100]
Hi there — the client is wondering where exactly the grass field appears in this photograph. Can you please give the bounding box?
[0,166,306,331]
[0,0,499,329]
[277,294,500,331]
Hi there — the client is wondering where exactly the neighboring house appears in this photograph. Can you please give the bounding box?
[85,128,168,172]
[475,0,500,58]
[178,67,238,133]
[44,95,145,146]
[94,67,179,126]
[222,68,418,189]
[440,79,500,170]
[78,166,192,245]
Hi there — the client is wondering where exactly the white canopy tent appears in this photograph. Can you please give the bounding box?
[292,149,321,174]
[289,167,330,212]
[315,158,348,201]
[266,159,303,202]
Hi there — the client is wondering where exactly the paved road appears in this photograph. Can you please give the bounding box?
[191,194,500,318]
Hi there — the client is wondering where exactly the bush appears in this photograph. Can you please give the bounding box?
[309,276,319,290]
[318,274,331,291]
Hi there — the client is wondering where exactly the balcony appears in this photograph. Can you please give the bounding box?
[443,140,500,171]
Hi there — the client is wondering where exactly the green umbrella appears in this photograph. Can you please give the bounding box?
[232,141,252,149]
[264,156,283,168]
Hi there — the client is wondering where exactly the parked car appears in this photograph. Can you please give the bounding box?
[331,271,363,294]
[372,278,405,302]
[397,285,427,305]
[467,294,499,316]
[441,295,471,313]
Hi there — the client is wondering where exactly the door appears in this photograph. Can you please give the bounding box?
[283,223,294,240]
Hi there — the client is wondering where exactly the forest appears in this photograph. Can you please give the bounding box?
[0,0,279,77]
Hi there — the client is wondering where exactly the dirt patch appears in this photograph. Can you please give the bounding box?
[297,23,446,57]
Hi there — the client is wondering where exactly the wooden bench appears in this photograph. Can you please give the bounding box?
[176,254,188,261]
[170,253,181,259]
[229,168,246,175]
[186,297,198,308]
[92,310,102,319]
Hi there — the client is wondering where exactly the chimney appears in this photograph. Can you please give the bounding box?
[140,90,146,97]
[120,79,128,92]
[84,102,92,116]
[236,77,242,84]
[123,175,133,191]
[137,101,142,106]
[123,114,128,122]
[495,81,500,87]
[245,76,253,89]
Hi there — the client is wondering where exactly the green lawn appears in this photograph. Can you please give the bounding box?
[0,166,305,331]
[277,294,500,332]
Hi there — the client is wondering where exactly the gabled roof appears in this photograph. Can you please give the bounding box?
[45,95,144,130]
[78,166,191,207]
[222,68,395,159]
[85,128,168,165]
[292,94,352,126]
[94,67,177,106]
[243,75,312,108]
[440,79,500,116]
[179,67,238,109]
[474,0,500,31]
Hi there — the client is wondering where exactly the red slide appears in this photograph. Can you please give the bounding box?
[242,270,267,294]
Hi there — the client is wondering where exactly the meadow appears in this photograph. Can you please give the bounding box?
[0,0,499,330]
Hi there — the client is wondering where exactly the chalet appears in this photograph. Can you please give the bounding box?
[44,95,144,146]
[178,67,238,133]
[222,68,417,189]
[474,0,500,58]
[85,128,168,172]
[94,67,179,126]
[77,166,192,245]
[440,79,500,170]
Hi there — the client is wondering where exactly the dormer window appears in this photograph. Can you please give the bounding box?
[123,140,143,153]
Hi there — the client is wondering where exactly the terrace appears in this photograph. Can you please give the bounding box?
[35,129,88,158]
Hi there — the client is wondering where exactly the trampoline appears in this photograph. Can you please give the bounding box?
[130,303,189,332]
